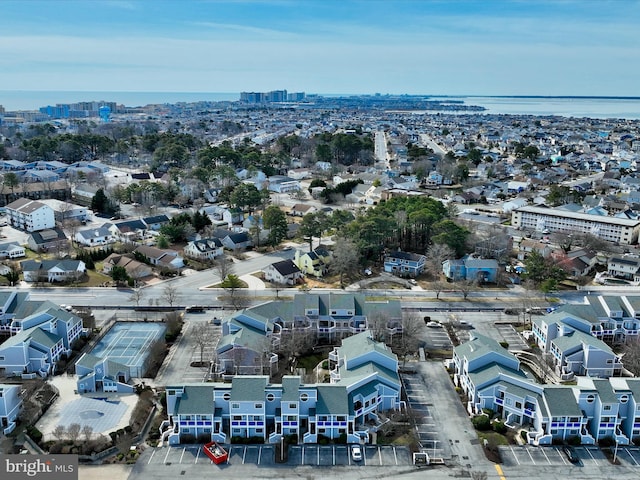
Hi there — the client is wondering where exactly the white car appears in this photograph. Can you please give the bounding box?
[426,321,442,328]
[351,444,362,461]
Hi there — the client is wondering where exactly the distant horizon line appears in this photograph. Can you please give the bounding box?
[2,90,640,101]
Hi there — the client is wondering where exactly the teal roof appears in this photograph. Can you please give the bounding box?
[592,379,617,404]
[316,385,350,415]
[76,353,101,369]
[175,385,215,415]
[542,387,582,417]
[338,361,399,388]
[454,333,517,365]
[28,327,61,349]
[339,331,397,364]
[282,377,300,402]
[231,376,268,402]
[468,362,527,389]
[551,328,613,354]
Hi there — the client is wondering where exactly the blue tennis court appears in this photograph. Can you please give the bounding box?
[91,322,166,377]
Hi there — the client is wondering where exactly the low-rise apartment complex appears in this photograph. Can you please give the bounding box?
[512,205,640,245]
[163,330,402,446]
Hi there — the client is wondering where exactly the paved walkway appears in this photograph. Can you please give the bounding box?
[239,273,266,290]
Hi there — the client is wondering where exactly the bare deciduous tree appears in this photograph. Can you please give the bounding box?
[52,425,66,441]
[425,244,454,279]
[394,314,424,366]
[129,287,145,307]
[192,322,215,364]
[329,237,360,288]
[457,279,475,300]
[621,338,640,376]
[162,284,180,307]
[67,423,82,443]
[82,424,94,442]
[214,254,234,282]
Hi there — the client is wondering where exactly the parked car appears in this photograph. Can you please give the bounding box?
[426,321,442,328]
[212,317,222,325]
[562,445,579,463]
[185,305,206,313]
[350,444,362,462]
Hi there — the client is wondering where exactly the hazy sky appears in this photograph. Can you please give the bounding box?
[1,0,639,96]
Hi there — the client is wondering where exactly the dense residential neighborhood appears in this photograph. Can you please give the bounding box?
[3,92,640,479]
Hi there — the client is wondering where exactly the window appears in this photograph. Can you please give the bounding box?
[289,403,297,409]
[223,393,231,401]
[586,395,595,403]
[620,395,629,403]
[266,393,275,402]
[604,405,611,411]
[515,402,522,409]
[233,416,242,421]
[255,403,262,409]
[232,403,239,409]
[256,428,263,433]
[168,390,175,396]
[300,393,309,401]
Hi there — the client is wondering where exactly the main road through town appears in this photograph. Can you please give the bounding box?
[20,246,597,311]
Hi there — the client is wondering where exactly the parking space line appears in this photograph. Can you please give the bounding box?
[195,447,201,464]
[526,447,535,464]
[301,446,305,465]
[242,446,247,464]
[509,446,520,465]
[393,446,398,465]
[257,446,262,464]
[147,448,156,465]
[540,447,551,464]
[625,448,639,466]
[179,447,186,463]
[555,447,568,465]
[585,447,599,466]
[317,446,320,466]
[163,447,171,464]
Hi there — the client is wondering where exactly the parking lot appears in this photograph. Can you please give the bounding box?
[144,444,411,467]
[494,323,529,351]
[423,322,453,349]
[403,373,449,459]
[500,445,609,467]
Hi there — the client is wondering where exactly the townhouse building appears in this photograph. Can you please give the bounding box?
[164,330,402,446]
[215,293,402,376]
[512,205,640,245]
[453,332,640,446]
[0,384,22,435]
[552,295,640,344]
[5,198,55,232]
[0,294,83,377]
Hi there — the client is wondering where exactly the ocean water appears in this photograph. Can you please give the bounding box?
[2,90,640,120]
[454,96,640,120]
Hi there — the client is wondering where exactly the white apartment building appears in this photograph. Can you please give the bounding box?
[512,205,640,245]
[5,198,55,232]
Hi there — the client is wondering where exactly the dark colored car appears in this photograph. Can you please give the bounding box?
[563,445,579,463]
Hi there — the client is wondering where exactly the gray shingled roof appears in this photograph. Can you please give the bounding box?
[316,385,349,415]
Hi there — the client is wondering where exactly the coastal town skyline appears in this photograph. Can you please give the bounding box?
[1,0,639,97]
